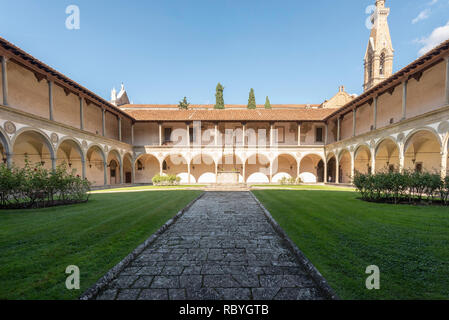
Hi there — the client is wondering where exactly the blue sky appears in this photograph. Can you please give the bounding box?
[1,0,449,105]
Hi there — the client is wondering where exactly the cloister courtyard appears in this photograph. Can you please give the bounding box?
[1,186,448,300]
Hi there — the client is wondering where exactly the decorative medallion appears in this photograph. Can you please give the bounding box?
[370,140,376,148]
[438,121,449,134]
[82,140,88,149]
[4,121,16,134]
[51,133,59,144]
[349,146,355,152]
[104,145,109,153]
[397,133,405,143]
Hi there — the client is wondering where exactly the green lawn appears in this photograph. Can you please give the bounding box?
[253,190,449,300]
[90,185,205,193]
[251,185,355,192]
[0,190,202,300]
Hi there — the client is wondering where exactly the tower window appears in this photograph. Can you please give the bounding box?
[368,52,373,80]
[380,52,385,75]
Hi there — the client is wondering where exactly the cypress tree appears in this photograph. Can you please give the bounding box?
[264,96,272,109]
[214,83,225,109]
[178,96,190,110]
[247,88,256,109]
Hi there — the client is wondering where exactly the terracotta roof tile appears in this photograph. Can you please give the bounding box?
[124,109,334,122]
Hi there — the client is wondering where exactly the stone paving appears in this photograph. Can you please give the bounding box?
[95,192,324,300]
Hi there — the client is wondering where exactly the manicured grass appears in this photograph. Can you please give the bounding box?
[251,184,356,192]
[253,190,449,300]
[90,185,205,193]
[0,190,202,300]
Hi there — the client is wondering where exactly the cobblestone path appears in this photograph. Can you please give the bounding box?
[95,192,325,300]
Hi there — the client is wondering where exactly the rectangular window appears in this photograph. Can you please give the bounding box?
[275,126,285,144]
[316,127,324,143]
[189,127,194,143]
[164,128,172,142]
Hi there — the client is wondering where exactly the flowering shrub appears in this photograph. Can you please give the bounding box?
[279,176,302,185]
[0,160,91,209]
[353,170,449,205]
[152,174,181,186]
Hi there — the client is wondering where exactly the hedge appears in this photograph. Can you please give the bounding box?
[152,174,181,186]
[353,170,449,205]
[0,160,91,209]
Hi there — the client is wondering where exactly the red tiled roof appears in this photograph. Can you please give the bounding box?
[120,104,322,109]
[124,108,335,122]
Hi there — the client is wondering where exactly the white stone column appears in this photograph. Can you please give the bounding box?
[352,109,357,137]
[441,150,447,179]
[159,159,163,175]
[215,162,218,183]
[186,122,190,147]
[159,122,163,146]
[297,122,301,146]
[81,159,86,180]
[373,96,378,130]
[1,56,9,106]
[131,123,135,145]
[324,123,328,145]
[6,152,12,168]
[402,81,408,120]
[102,109,106,137]
[48,80,54,121]
[242,122,246,148]
[399,145,405,173]
[131,162,135,184]
[79,97,84,130]
[187,161,191,184]
[120,161,124,184]
[324,158,328,183]
[51,157,57,171]
[350,152,355,183]
[296,159,301,180]
[269,162,273,183]
[215,123,219,146]
[103,161,108,185]
[337,117,341,141]
[371,148,376,175]
[336,157,340,184]
[242,162,246,183]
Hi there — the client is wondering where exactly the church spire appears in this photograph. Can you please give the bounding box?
[363,0,394,91]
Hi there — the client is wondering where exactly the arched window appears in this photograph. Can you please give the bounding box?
[379,52,385,75]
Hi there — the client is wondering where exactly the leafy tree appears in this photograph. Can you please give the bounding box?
[264,96,272,109]
[178,97,190,110]
[214,83,225,109]
[247,88,256,109]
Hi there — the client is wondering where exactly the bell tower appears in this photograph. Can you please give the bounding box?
[363,0,394,91]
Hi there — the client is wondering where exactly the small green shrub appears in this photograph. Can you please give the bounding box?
[354,170,448,206]
[0,160,91,209]
[152,174,181,186]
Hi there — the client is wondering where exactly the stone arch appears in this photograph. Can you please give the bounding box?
[272,153,297,183]
[0,127,11,165]
[326,152,337,183]
[12,128,55,170]
[86,145,106,186]
[375,137,399,172]
[107,149,122,185]
[191,153,216,184]
[404,129,442,173]
[338,149,352,184]
[135,153,160,184]
[123,152,133,184]
[245,153,270,184]
[56,137,85,176]
[162,153,191,183]
[354,144,371,175]
[299,153,324,183]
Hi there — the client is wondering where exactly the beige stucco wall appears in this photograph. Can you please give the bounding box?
[8,61,49,119]
[377,83,402,128]
[407,62,446,119]
[340,113,352,141]
[121,117,132,144]
[134,122,159,146]
[85,103,103,135]
[355,103,372,135]
[53,84,80,129]
[105,111,119,140]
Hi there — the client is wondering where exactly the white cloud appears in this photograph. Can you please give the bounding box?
[416,21,449,56]
[428,0,438,5]
[412,9,431,24]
